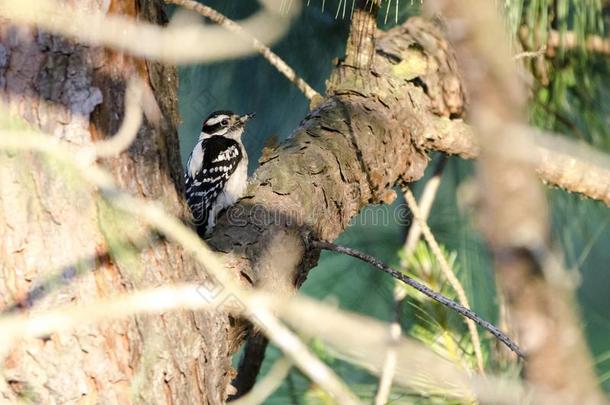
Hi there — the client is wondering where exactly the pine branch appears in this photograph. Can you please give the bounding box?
[420,119,610,206]
[310,239,525,359]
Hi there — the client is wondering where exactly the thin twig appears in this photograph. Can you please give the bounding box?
[165,0,320,101]
[311,239,525,358]
[404,187,486,373]
[513,46,547,60]
[375,157,449,404]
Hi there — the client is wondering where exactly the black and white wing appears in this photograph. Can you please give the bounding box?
[185,136,243,236]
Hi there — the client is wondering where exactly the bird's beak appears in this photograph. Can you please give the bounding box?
[239,112,255,123]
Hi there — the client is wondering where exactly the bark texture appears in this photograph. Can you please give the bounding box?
[208,17,463,291]
[0,1,238,403]
[209,15,465,357]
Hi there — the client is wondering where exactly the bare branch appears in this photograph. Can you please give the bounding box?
[310,240,525,358]
[164,0,319,102]
[421,119,610,205]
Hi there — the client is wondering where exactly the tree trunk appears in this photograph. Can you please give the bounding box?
[0,1,237,403]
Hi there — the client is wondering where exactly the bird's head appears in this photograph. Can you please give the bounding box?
[199,110,255,140]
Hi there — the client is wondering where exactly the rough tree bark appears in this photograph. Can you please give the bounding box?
[215,14,467,395]
[1,1,605,404]
[0,1,238,403]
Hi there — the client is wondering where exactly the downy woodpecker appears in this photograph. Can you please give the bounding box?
[185,110,254,236]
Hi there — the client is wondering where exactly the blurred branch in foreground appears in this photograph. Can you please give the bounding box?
[164,0,320,101]
[0,278,541,404]
[0,128,359,405]
[421,119,610,205]
[427,1,609,403]
[0,0,296,64]
[519,27,610,58]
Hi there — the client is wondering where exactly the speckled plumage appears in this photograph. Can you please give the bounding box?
[185,111,252,236]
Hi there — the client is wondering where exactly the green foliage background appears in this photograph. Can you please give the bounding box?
[169,0,610,401]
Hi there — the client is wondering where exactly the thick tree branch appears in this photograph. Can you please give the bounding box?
[216,17,460,394]
[207,15,608,393]
[209,19,469,314]
[420,119,610,205]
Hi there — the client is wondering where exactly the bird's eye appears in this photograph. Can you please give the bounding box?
[221,119,229,126]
